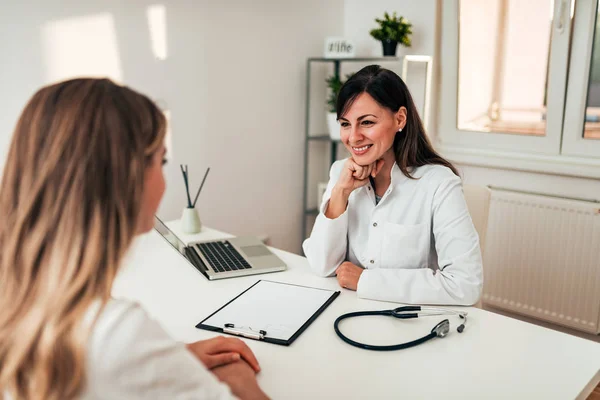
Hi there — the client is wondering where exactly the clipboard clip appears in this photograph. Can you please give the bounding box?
[224,323,267,340]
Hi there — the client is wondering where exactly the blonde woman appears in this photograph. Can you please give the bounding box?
[0,79,268,400]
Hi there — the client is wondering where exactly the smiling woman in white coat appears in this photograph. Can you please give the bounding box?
[303,65,483,306]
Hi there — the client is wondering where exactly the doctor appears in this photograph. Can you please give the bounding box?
[303,65,483,306]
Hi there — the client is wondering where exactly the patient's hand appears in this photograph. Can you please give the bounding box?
[213,360,270,400]
[335,261,364,291]
[186,336,260,371]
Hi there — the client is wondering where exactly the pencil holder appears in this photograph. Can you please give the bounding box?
[181,207,202,234]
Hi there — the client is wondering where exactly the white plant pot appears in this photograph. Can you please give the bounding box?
[181,207,202,234]
[326,112,340,141]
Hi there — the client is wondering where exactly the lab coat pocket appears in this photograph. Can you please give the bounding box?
[381,222,428,269]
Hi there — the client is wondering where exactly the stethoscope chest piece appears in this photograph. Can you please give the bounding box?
[432,319,450,338]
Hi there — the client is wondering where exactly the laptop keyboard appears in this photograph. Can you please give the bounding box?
[194,241,252,273]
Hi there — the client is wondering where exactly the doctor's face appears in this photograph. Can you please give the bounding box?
[338,93,406,166]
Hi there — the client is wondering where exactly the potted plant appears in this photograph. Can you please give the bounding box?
[325,73,353,140]
[369,12,412,56]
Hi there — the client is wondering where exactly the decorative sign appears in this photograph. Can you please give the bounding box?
[324,37,355,58]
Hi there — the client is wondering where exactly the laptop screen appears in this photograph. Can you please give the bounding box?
[153,216,190,260]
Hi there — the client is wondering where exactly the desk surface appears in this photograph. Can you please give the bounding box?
[113,221,600,399]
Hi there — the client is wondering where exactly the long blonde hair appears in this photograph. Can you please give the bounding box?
[0,78,166,399]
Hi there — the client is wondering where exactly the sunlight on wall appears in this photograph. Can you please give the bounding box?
[40,13,123,83]
[147,4,167,60]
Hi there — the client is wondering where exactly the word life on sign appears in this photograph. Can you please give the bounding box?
[324,37,355,58]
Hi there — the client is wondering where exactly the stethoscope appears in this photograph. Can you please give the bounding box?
[334,305,468,351]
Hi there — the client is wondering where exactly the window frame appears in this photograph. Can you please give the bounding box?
[561,0,600,157]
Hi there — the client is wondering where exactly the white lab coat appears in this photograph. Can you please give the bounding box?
[303,159,483,306]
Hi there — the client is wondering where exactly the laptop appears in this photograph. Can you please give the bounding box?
[153,216,287,280]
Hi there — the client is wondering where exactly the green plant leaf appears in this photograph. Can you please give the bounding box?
[369,12,412,47]
[325,72,355,113]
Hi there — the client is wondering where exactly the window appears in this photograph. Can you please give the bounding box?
[439,0,600,165]
[562,0,600,157]
[457,0,552,138]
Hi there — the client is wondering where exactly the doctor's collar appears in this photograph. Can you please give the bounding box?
[390,162,413,186]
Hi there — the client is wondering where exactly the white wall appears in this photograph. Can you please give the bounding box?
[0,0,344,253]
[458,164,600,202]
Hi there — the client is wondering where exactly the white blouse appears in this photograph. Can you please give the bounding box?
[303,159,483,306]
[80,298,236,399]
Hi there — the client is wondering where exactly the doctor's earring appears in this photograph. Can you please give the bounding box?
[397,128,403,133]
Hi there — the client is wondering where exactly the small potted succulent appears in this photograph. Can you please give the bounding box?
[369,12,412,56]
[325,73,353,140]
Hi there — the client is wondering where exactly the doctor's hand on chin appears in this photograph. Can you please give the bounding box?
[325,157,385,220]
[337,157,385,194]
[335,261,365,291]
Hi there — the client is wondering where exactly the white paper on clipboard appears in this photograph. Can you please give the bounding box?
[200,280,339,342]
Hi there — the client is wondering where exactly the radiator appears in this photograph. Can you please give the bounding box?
[482,188,600,334]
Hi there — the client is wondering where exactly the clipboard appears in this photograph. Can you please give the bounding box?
[196,280,340,346]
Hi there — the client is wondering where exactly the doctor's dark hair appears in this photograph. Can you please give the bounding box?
[336,65,458,178]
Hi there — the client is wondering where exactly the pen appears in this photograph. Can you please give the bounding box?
[224,323,267,340]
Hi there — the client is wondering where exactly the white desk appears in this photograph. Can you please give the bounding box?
[114,221,600,399]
